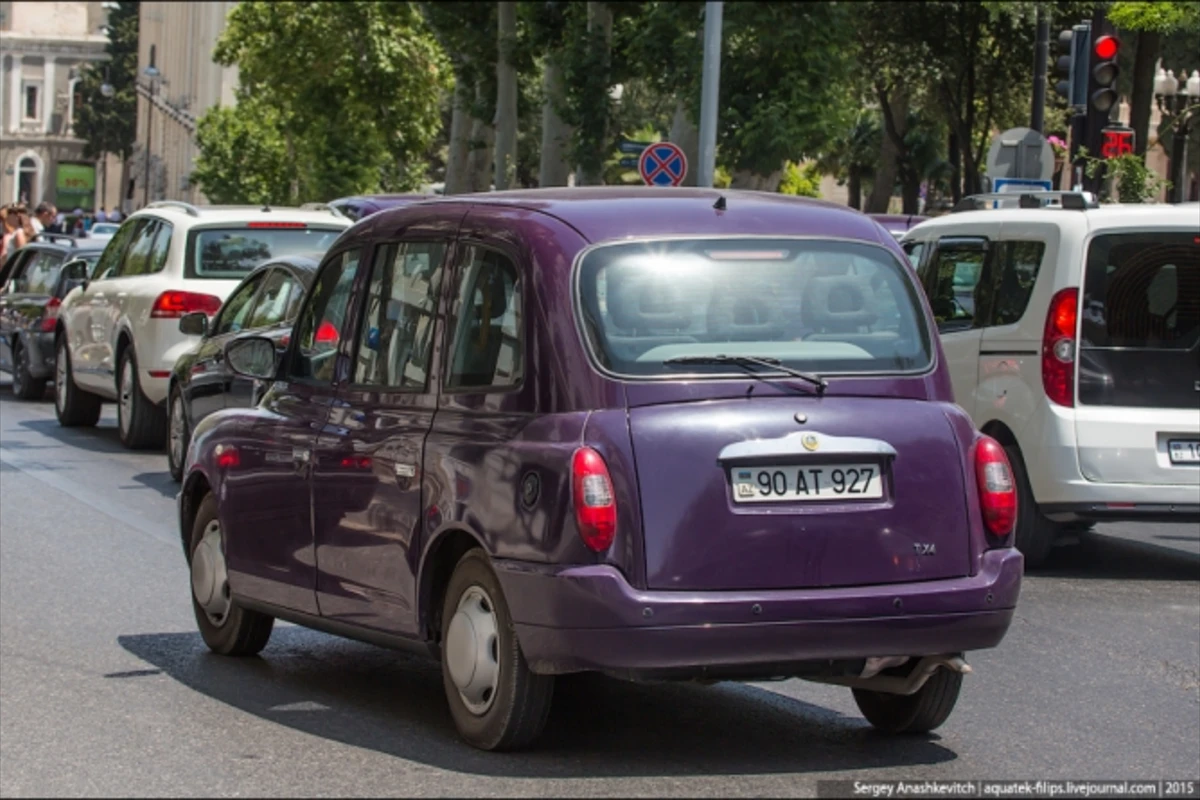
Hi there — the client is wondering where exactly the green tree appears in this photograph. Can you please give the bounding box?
[74,1,139,205]
[190,99,293,205]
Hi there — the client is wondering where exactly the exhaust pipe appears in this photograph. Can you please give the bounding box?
[802,654,971,696]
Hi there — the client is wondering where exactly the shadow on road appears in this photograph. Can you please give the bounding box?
[118,628,957,777]
[128,471,178,499]
[16,417,125,455]
[1035,531,1200,582]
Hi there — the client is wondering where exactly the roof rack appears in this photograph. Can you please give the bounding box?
[31,232,78,247]
[300,202,348,219]
[952,191,1098,213]
[146,200,201,217]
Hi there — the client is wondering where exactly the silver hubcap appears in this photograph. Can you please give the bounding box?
[119,359,134,434]
[445,585,500,715]
[55,346,67,411]
[169,394,185,467]
[191,519,231,626]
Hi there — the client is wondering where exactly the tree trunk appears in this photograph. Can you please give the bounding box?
[847,166,861,210]
[949,132,961,203]
[468,82,496,192]
[493,2,518,190]
[1130,29,1161,158]
[669,100,700,187]
[576,2,613,186]
[730,169,783,192]
[539,56,572,187]
[867,87,909,213]
[444,82,473,195]
[285,132,299,204]
[901,168,921,214]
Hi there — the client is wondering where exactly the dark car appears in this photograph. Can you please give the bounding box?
[179,188,1023,751]
[166,255,318,482]
[327,194,429,222]
[0,235,105,399]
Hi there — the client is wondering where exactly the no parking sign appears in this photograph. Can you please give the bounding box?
[638,142,688,187]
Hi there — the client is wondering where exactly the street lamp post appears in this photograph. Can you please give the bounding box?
[142,61,161,208]
[1154,67,1200,203]
[697,1,723,188]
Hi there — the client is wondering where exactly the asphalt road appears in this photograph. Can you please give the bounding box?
[1,381,1197,797]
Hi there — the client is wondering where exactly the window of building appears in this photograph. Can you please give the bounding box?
[22,82,40,121]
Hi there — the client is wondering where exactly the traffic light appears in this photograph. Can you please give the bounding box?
[1053,24,1091,107]
[1089,34,1120,114]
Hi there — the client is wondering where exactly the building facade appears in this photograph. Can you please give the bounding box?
[0,1,122,210]
[130,0,237,208]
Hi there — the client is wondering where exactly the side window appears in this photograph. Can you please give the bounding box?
[115,220,159,278]
[901,240,925,269]
[923,238,990,330]
[1,251,34,292]
[445,246,524,390]
[212,273,265,337]
[147,221,173,274]
[246,269,301,329]
[15,252,64,295]
[90,218,143,281]
[352,242,446,389]
[292,249,363,383]
[989,241,1045,326]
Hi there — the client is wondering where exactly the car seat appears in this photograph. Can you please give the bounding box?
[604,269,696,361]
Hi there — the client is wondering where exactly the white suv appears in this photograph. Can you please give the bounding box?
[902,197,1200,566]
[54,202,350,448]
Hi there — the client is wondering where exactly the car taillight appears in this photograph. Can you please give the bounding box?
[572,447,617,552]
[314,321,339,344]
[39,297,61,333]
[214,444,240,469]
[974,436,1017,540]
[1042,287,1078,407]
[150,291,223,319]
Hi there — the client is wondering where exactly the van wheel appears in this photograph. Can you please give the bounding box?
[189,494,274,656]
[1005,444,1056,568]
[117,348,166,450]
[440,549,554,751]
[853,666,963,734]
[167,385,189,483]
[55,338,101,427]
[11,342,46,400]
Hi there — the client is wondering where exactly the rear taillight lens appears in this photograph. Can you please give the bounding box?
[572,447,617,552]
[151,291,223,319]
[1042,287,1078,407]
[974,436,1017,540]
[39,297,61,333]
[314,321,339,344]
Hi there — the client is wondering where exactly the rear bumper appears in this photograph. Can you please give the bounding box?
[25,331,56,379]
[495,547,1023,678]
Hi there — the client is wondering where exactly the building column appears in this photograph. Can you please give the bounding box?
[8,58,21,134]
[42,57,56,134]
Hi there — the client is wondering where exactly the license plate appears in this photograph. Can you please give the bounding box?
[730,463,884,503]
[1168,439,1200,464]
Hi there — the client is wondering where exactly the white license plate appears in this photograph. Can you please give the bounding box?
[730,463,884,503]
[1168,439,1200,464]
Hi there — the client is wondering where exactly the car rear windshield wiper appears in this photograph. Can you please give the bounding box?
[663,355,827,394]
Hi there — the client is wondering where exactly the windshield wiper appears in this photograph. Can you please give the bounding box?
[663,354,827,394]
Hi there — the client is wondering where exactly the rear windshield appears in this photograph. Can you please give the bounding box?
[576,238,934,377]
[1081,232,1200,350]
[186,226,344,279]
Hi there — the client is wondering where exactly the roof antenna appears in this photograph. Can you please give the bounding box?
[261,203,271,212]
[713,195,727,211]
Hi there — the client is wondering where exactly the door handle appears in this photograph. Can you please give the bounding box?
[92,293,106,301]
[116,292,128,300]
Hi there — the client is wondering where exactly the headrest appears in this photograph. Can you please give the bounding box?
[473,263,510,321]
[606,270,691,332]
[707,285,785,340]
[803,275,877,331]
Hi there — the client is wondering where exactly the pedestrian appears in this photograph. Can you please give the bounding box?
[1,206,30,264]
[34,202,59,234]
[95,206,108,223]
[108,207,122,223]
[71,216,85,237]
[83,213,94,233]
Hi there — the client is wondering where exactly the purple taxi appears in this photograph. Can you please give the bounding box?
[180,188,1023,751]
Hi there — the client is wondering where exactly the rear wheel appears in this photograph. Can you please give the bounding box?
[1005,444,1057,568]
[167,385,189,483]
[853,666,963,734]
[11,341,46,400]
[189,494,274,656]
[117,348,166,450]
[440,549,554,751]
[54,338,102,427]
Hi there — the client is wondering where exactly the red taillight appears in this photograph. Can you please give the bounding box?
[1042,287,1078,407]
[247,221,307,229]
[314,321,339,344]
[151,291,222,319]
[215,444,240,469]
[572,447,617,552]
[974,436,1017,540]
[39,297,61,333]
[339,456,372,469]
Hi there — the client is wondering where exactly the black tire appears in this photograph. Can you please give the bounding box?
[11,341,47,400]
[1005,444,1057,568]
[117,347,167,450]
[440,549,554,751]
[54,337,102,427]
[853,665,963,734]
[167,384,189,483]
[188,494,274,656]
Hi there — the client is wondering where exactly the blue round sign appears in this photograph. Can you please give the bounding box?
[637,142,688,187]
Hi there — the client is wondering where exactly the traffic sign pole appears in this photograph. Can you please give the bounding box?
[697,1,723,188]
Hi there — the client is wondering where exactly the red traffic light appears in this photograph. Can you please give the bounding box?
[1093,35,1119,60]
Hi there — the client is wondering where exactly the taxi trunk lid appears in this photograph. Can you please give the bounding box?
[628,395,973,591]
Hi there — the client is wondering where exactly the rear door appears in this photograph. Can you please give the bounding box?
[0,249,38,370]
[1075,230,1200,484]
[919,235,995,417]
[69,218,141,391]
[89,218,159,384]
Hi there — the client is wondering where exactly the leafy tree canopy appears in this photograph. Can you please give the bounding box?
[74,1,139,161]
